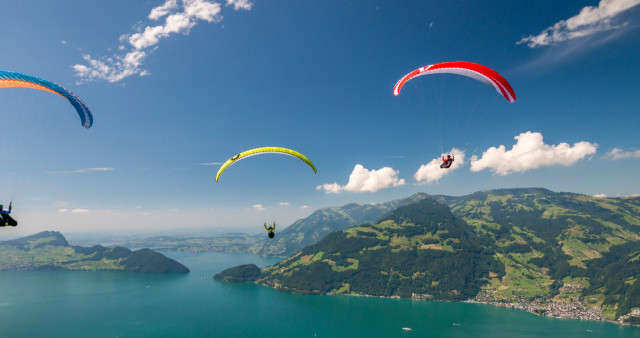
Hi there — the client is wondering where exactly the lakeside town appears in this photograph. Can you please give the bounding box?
[469,289,640,326]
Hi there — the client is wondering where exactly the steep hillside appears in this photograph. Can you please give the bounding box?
[255,198,502,300]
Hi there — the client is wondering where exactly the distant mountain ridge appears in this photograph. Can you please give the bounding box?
[0,231,189,274]
[217,188,640,324]
[249,193,428,256]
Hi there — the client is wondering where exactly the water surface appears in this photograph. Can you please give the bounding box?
[0,252,638,337]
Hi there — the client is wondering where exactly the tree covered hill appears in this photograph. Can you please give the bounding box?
[256,197,502,300]
[217,188,640,322]
[0,231,189,274]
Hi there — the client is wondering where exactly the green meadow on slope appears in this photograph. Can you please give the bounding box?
[217,188,640,322]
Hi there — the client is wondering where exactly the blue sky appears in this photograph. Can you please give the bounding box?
[0,0,639,235]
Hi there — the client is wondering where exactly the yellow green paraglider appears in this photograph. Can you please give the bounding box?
[215,147,317,182]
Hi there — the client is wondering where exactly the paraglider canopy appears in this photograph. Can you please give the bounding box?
[392,61,516,103]
[0,71,93,128]
[215,147,317,182]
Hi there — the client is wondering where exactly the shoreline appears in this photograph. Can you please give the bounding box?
[465,295,640,327]
[261,281,640,327]
[465,298,639,327]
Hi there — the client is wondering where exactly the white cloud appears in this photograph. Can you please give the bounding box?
[470,131,597,175]
[58,209,69,213]
[414,148,465,185]
[71,208,91,213]
[279,202,290,206]
[606,147,640,160]
[253,204,265,211]
[73,0,253,83]
[299,205,310,209]
[149,0,179,20]
[199,162,223,166]
[48,167,115,174]
[72,51,148,83]
[518,0,640,48]
[128,0,224,50]
[226,0,253,11]
[316,164,406,194]
[593,194,607,198]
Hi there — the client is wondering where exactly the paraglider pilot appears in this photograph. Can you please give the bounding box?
[0,203,17,227]
[440,154,454,169]
[264,222,276,239]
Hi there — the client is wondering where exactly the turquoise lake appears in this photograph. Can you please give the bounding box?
[0,252,639,337]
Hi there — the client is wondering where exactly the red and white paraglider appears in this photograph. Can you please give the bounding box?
[393,61,516,103]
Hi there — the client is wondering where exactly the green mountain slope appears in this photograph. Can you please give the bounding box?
[218,188,640,323]
[249,193,428,256]
[0,231,189,274]
[434,188,640,320]
[256,198,503,300]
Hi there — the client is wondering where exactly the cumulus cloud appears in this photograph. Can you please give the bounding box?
[470,131,597,175]
[279,202,290,206]
[606,147,640,160]
[299,205,310,209]
[252,204,265,211]
[518,0,640,48]
[316,164,406,194]
[414,148,465,185]
[73,0,253,83]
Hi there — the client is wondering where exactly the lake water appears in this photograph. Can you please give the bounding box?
[0,252,638,337]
